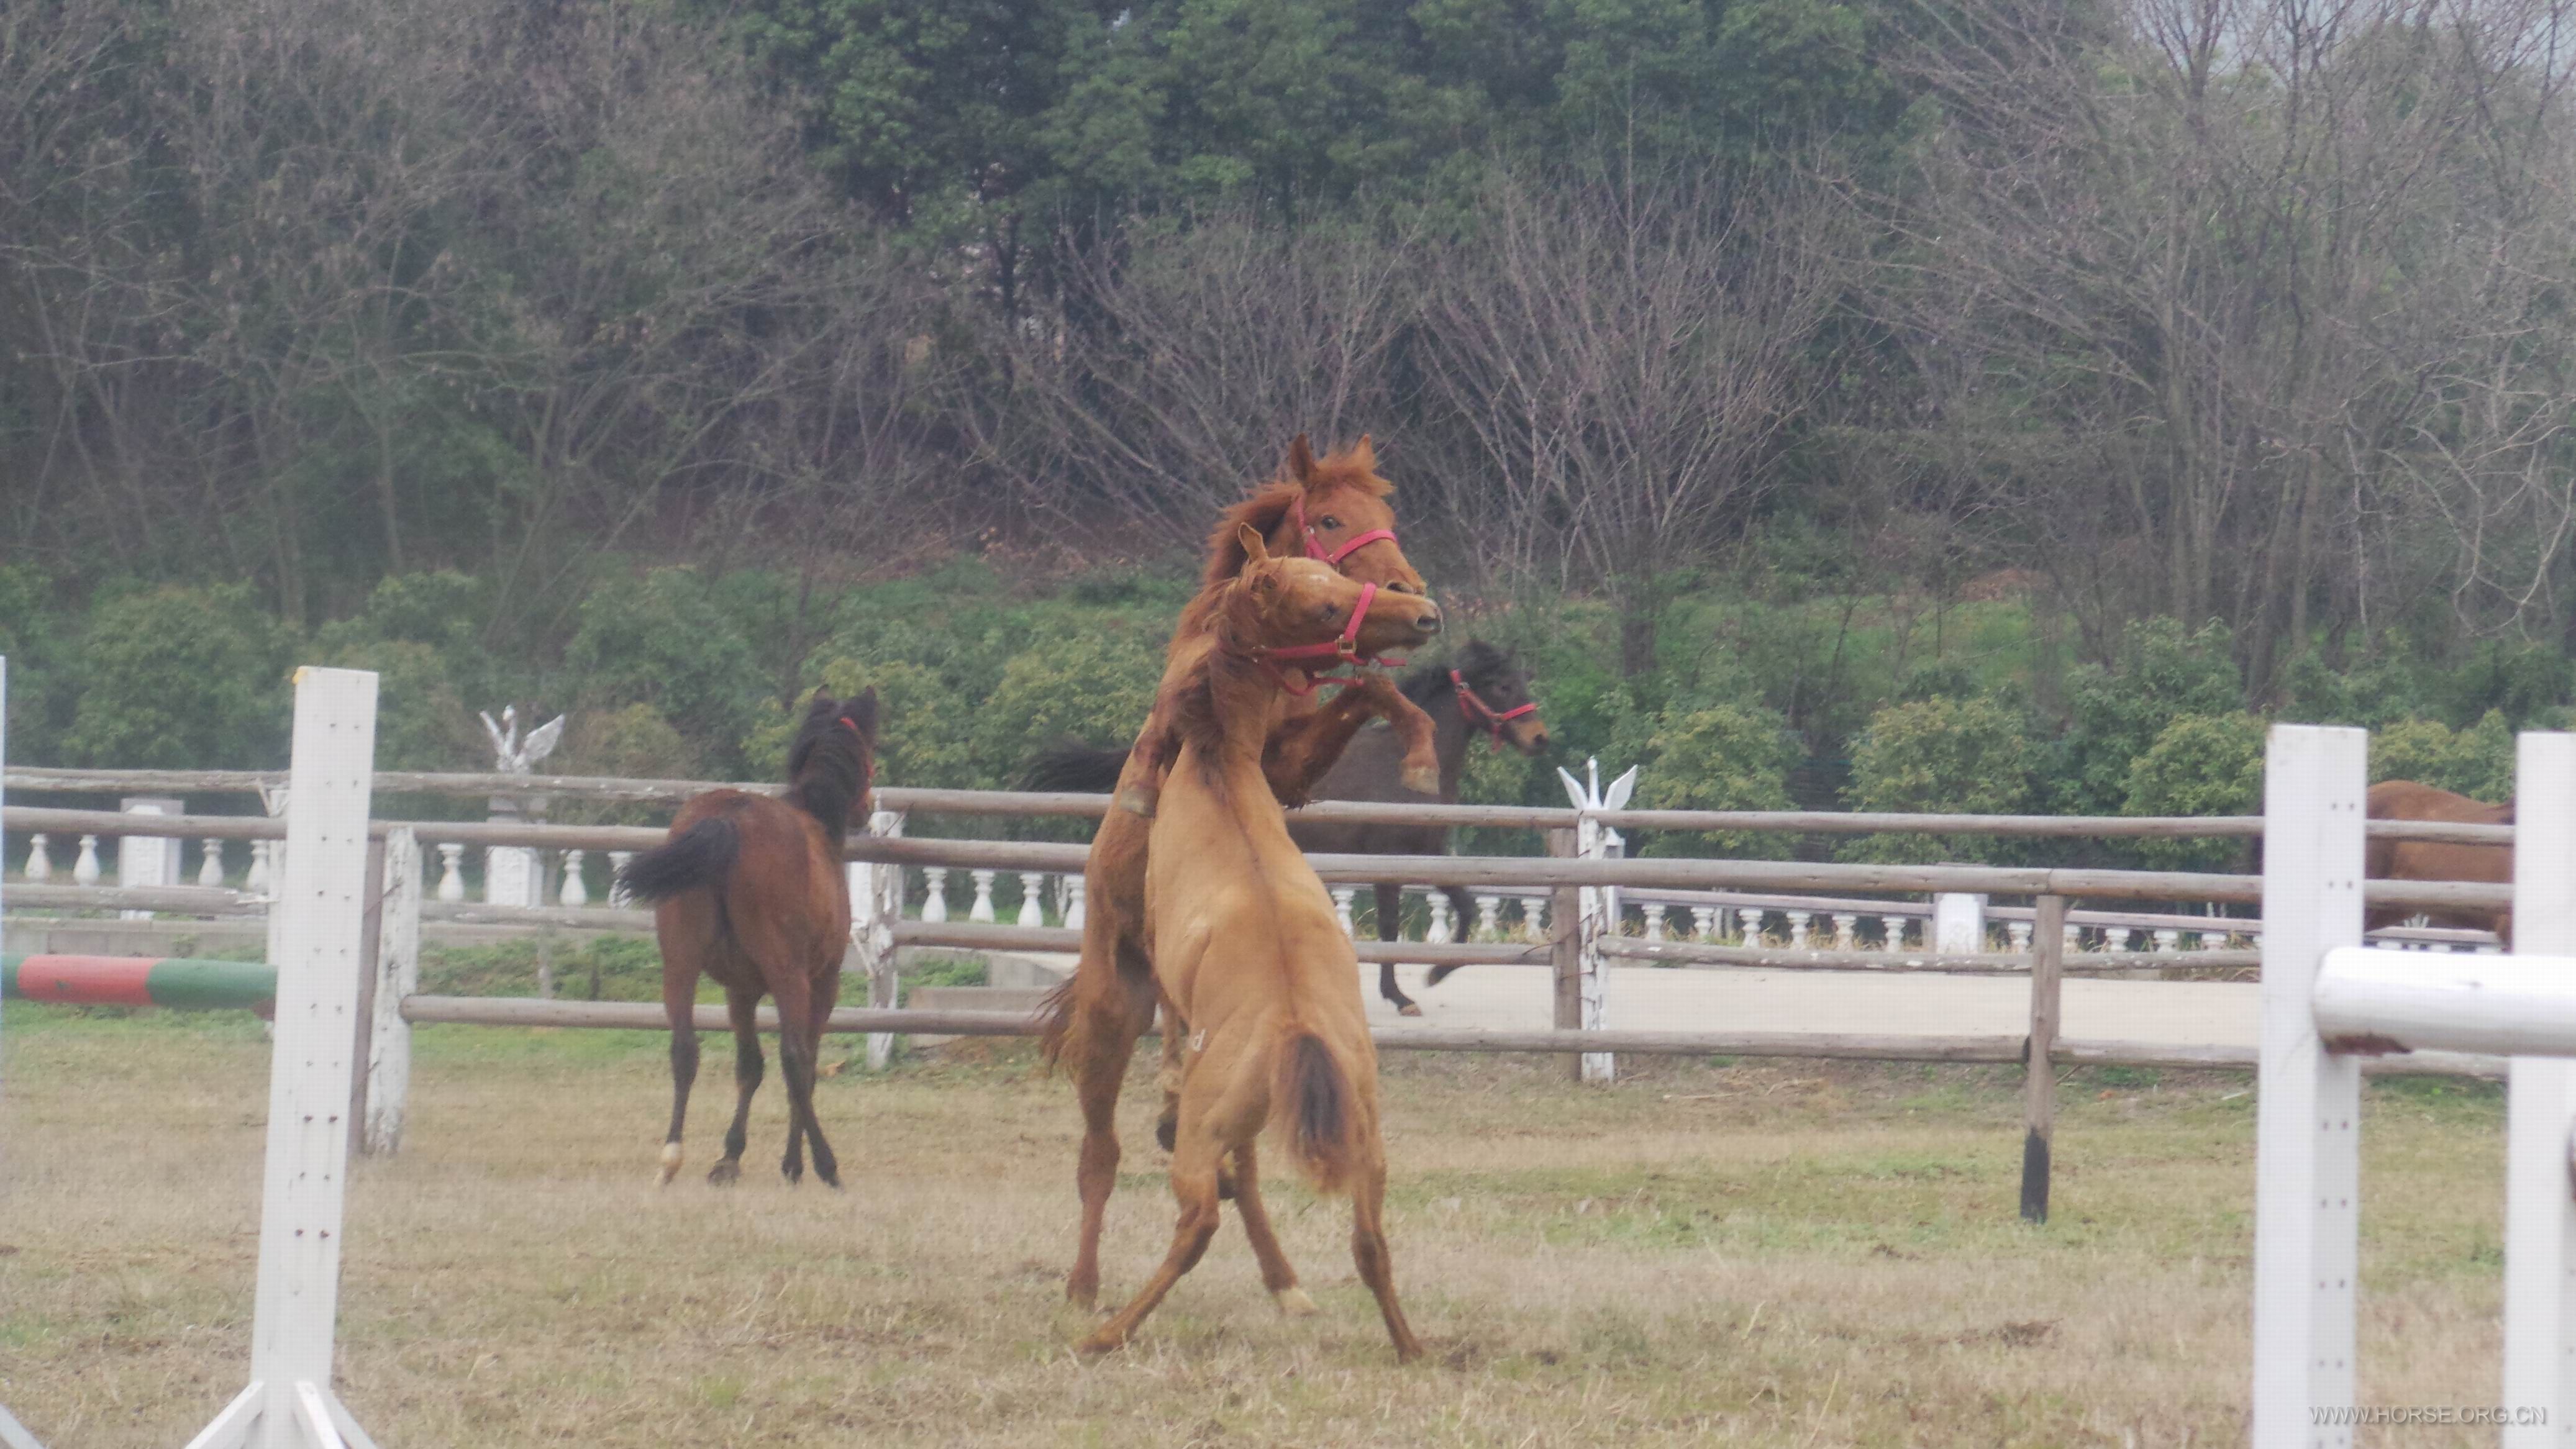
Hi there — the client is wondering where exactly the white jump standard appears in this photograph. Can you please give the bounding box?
[2253,725,2576,1447]
[186,667,385,1449]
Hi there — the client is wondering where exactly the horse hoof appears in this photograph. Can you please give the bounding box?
[1116,788,1158,819]
[706,1160,740,1186]
[1216,1169,1239,1201]
[1075,1330,1126,1356]
[782,1163,805,1186]
[1275,1287,1319,1317]
[1067,1283,1099,1311]
[1397,1002,1422,1017]
[1155,1116,1178,1153]
[657,1143,683,1186]
[1400,765,1439,794]
[1425,965,1457,986]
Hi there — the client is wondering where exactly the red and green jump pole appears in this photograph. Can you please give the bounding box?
[1,954,276,1012]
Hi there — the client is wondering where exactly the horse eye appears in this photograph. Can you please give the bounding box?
[1318,516,1342,530]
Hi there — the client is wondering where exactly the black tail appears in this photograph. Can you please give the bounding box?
[617,817,740,903]
[1019,740,1131,794]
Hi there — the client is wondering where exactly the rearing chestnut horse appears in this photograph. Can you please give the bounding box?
[618,690,880,1188]
[1077,529,1437,1360]
[1038,437,1441,1314]
[1026,640,1552,1014]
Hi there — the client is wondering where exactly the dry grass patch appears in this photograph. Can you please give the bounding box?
[0,1009,2511,1446]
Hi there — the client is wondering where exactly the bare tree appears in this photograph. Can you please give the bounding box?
[972,208,1422,545]
[1418,161,1851,676]
[1881,0,2576,689]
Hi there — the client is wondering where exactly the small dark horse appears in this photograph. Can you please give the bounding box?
[1024,641,1549,1014]
[617,690,879,1188]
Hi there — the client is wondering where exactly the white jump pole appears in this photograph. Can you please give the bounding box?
[2502,733,2576,1448]
[0,655,51,1449]
[2252,724,2367,1448]
[188,666,381,1449]
[2257,729,2576,1446]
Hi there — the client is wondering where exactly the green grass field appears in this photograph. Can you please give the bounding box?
[0,1006,2514,1447]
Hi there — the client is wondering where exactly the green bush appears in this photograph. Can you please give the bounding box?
[2050,617,2242,815]
[1614,694,1798,857]
[970,627,1164,785]
[1841,694,2033,864]
[61,584,293,768]
[565,568,772,773]
[2433,639,2574,731]
[2369,711,2513,802]
[312,638,483,773]
[0,565,73,763]
[2123,711,2266,868]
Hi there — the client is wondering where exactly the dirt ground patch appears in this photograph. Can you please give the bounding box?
[0,1007,2511,1447]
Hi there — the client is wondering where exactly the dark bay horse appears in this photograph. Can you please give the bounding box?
[1285,641,1549,1012]
[617,690,879,1188]
[1027,640,1550,1014]
[1076,530,1436,1360]
[2364,778,2513,944]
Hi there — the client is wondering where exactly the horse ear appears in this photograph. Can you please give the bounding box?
[1348,434,1376,473]
[847,686,880,738]
[1285,434,1316,483]
[1236,522,1270,564]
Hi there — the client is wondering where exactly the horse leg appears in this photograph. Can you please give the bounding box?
[769,970,832,1186]
[1077,1098,1227,1355]
[1374,881,1418,1015]
[1068,932,1157,1309]
[1259,680,1410,806]
[1425,887,1479,988]
[1350,1153,1425,1363]
[783,964,841,1189]
[656,926,706,1185]
[1228,1140,1313,1316]
[708,986,763,1186]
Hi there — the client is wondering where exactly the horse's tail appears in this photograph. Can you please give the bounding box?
[1275,1029,1357,1194]
[617,817,740,904]
[1034,975,1080,1071]
[1020,740,1131,794]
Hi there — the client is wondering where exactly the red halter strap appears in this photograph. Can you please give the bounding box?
[1290,494,1398,565]
[1252,582,1379,696]
[1453,668,1539,748]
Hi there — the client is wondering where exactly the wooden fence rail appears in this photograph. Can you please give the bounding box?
[1,766,2517,843]
[2,802,2513,912]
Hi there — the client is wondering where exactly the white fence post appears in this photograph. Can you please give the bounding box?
[2505,732,2576,1449]
[1933,893,1986,953]
[0,656,43,1449]
[1558,758,1634,1086]
[188,665,381,1449]
[364,829,421,1158]
[2251,724,2367,1448]
[851,809,906,1071]
[119,796,182,919]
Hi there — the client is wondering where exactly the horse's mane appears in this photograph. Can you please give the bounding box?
[1195,443,1393,597]
[1396,640,1513,709]
[783,693,876,843]
[1160,576,1271,786]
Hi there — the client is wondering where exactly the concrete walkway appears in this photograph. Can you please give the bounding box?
[1359,961,2257,1047]
[1006,952,2259,1049]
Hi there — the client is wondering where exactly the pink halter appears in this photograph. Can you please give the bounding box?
[1291,494,1398,565]
[1453,669,1539,749]
[1252,582,1381,697]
